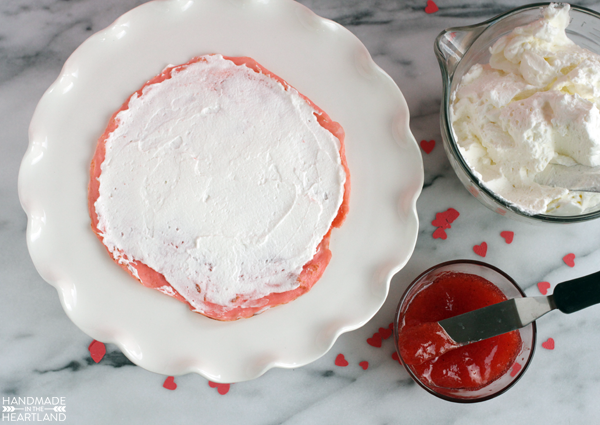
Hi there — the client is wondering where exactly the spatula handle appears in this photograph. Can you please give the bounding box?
[553,271,600,314]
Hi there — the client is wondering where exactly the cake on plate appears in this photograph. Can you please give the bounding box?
[88,54,349,320]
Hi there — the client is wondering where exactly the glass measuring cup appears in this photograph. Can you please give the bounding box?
[435,3,600,224]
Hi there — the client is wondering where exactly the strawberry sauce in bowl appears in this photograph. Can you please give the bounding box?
[394,260,536,402]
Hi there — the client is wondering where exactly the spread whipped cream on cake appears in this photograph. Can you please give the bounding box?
[451,3,600,215]
[89,54,349,320]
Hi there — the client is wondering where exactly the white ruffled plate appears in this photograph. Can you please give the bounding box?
[19,0,423,383]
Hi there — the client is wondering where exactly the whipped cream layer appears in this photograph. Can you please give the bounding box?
[452,3,600,215]
[95,55,346,310]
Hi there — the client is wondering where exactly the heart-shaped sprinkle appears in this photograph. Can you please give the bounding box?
[473,242,487,257]
[359,361,369,370]
[432,227,447,240]
[510,362,522,377]
[391,352,401,364]
[500,231,514,244]
[335,354,349,367]
[563,253,575,267]
[420,139,436,154]
[424,0,439,14]
[432,214,451,229]
[388,322,394,330]
[445,208,460,223]
[432,208,460,240]
[431,208,460,228]
[163,376,177,390]
[88,340,106,363]
[542,338,555,350]
[537,281,551,295]
[379,327,392,340]
[367,333,383,348]
[208,381,231,395]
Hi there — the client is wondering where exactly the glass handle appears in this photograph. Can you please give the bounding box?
[434,24,488,77]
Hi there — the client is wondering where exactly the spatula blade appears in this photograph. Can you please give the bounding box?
[534,164,600,193]
[438,296,554,345]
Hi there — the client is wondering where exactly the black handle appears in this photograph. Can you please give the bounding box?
[553,271,600,314]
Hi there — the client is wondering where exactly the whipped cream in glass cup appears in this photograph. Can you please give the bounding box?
[435,3,600,223]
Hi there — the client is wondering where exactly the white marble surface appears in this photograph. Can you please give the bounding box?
[4,0,600,423]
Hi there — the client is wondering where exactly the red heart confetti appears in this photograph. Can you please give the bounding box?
[420,139,436,154]
[388,322,393,330]
[163,376,177,391]
[335,354,349,367]
[542,338,555,350]
[88,340,106,363]
[424,0,439,14]
[445,208,460,222]
[537,281,551,295]
[473,242,488,257]
[563,253,575,267]
[510,362,522,377]
[208,381,231,395]
[500,231,514,244]
[431,208,460,228]
[431,214,451,229]
[432,227,447,240]
[431,208,460,240]
[367,333,383,348]
[359,361,369,370]
[379,327,392,340]
[391,352,401,364]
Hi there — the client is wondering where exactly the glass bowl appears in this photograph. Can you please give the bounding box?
[393,260,536,403]
[435,3,600,224]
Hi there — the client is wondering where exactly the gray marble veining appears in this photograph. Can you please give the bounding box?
[3,0,600,423]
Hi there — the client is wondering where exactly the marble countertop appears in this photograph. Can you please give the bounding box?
[4,0,600,423]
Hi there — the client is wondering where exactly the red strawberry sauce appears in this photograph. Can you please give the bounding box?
[397,272,522,390]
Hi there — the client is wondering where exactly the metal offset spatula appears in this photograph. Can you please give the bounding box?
[439,270,600,345]
[534,164,600,193]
